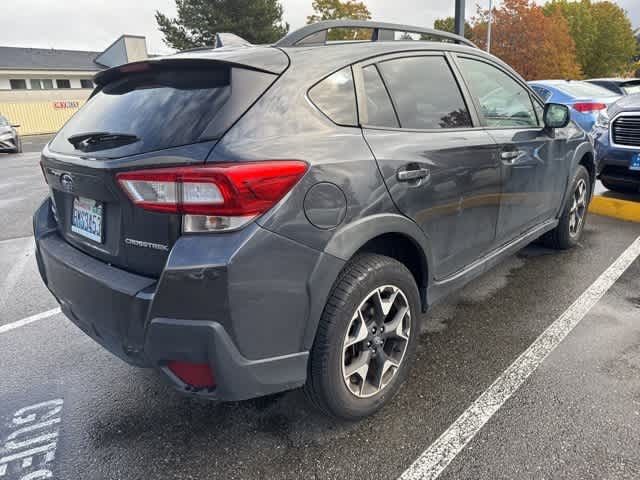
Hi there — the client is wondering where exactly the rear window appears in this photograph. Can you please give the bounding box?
[557,81,617,98]
[623,82,640,95]
[49,65,232,157]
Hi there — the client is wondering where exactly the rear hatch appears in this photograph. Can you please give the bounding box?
[41,48,288,277]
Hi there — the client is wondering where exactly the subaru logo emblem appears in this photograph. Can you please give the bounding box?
[60,173,73,191]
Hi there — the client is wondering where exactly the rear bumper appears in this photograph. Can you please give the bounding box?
[33,198,339,401]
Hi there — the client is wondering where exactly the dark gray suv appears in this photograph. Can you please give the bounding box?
[33,21,595,420]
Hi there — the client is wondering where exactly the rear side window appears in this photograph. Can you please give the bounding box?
[458,57,538,128]
[309,67,358,126]
[362,65,399,128]
[376,56,472,129]
[49,65,233,157]
[531,85,552,102]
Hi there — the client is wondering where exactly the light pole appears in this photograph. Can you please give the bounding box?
[454,0,465,37]
[487,0,493,53]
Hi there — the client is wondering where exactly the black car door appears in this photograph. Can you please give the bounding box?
[454,54,570,244]
[357,52,502,280]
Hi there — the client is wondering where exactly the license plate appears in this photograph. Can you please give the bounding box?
[71,197,103,243]
[630,153,640,171]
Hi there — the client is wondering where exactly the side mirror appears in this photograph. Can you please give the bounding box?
[543,103,570,129]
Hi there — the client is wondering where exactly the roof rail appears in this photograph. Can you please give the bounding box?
[274,20,477,49]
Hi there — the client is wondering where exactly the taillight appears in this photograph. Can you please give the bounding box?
[572,102,607,113]
[116,160,308,232]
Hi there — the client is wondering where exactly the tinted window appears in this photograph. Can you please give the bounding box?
[531,85,552,102]
[556,81,617,98]
[362,65,399,128]
[10,79,27,90]
[309,67,357,126]
[458,58,537,128]
[56,79,71,89]
[377,56,472,129]
[49,66,232,157]
[80,79,94,89]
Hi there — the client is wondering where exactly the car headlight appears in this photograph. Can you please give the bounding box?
[595,109,610,129]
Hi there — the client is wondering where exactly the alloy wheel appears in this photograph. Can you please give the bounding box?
[341,285,411,398]
[569,178,588,237]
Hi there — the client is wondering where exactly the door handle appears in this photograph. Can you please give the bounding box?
[500,150,523,164]
[397,167,430,182]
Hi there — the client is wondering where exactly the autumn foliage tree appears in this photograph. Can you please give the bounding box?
[307,0,372,40]
[544,0,638,77]
[471,0,581,80]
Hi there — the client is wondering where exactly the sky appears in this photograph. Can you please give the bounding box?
[0,0,638,55]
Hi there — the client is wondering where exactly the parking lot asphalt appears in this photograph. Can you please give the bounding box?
[0,151,639,479]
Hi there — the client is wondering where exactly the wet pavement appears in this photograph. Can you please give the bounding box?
[0,152,638,479]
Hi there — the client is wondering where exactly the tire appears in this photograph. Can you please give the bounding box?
[304,253,420,420]
[543,165,591,250]
[601,178,636,194]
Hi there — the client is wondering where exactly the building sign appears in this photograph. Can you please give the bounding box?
[53,101,80,109]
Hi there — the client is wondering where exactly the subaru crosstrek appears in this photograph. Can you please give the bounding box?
[34,21,595,420]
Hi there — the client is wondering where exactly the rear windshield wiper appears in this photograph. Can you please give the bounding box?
[68,132,140,152]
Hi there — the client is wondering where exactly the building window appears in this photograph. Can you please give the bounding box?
[56,79,71,89]
[42,79,54,89]
[10,79,27,90]
[30,79,42,90]
[80,79,94,89]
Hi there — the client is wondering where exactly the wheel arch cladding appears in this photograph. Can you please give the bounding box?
[578,150,596,191]
[323,213,431,311]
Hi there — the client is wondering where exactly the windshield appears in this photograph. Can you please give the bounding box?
[0,116,8,127]
[49,65,231,157]
[557,82,618,98]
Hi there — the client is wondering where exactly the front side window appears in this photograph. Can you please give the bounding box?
[376,56,472,129]
[308,67,358,126]
[56,79,71,89]
[458,57,538,128]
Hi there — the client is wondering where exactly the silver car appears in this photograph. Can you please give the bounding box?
[0,115,22,153]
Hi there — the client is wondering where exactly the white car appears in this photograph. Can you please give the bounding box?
[0,115,22,153]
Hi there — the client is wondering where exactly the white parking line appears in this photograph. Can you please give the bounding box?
[0,308,61,335]
[399,236,640,480]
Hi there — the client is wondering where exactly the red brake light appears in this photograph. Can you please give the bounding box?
[572,102,607,113]
[116,161,308,228]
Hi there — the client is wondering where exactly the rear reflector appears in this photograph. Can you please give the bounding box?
[167,361,215,388]
[572,102,607,113]
[116,161,308,231]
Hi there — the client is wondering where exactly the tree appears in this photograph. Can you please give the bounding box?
[544,0,638,77]
[307,0,372,40]
[433,17,472,39]
[471,0,581,80]
[156,0,289,50]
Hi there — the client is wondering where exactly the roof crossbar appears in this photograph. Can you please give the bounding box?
[274,20,477,49]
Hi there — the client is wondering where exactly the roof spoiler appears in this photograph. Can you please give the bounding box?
[275,20,477,48]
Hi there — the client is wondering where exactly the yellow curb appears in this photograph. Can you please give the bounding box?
[589,195,640,223]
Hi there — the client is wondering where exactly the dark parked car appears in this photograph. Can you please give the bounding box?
[585,78,640,96]
[0,114,22,153]
[591,94,640,193]
[33,21,595,420]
